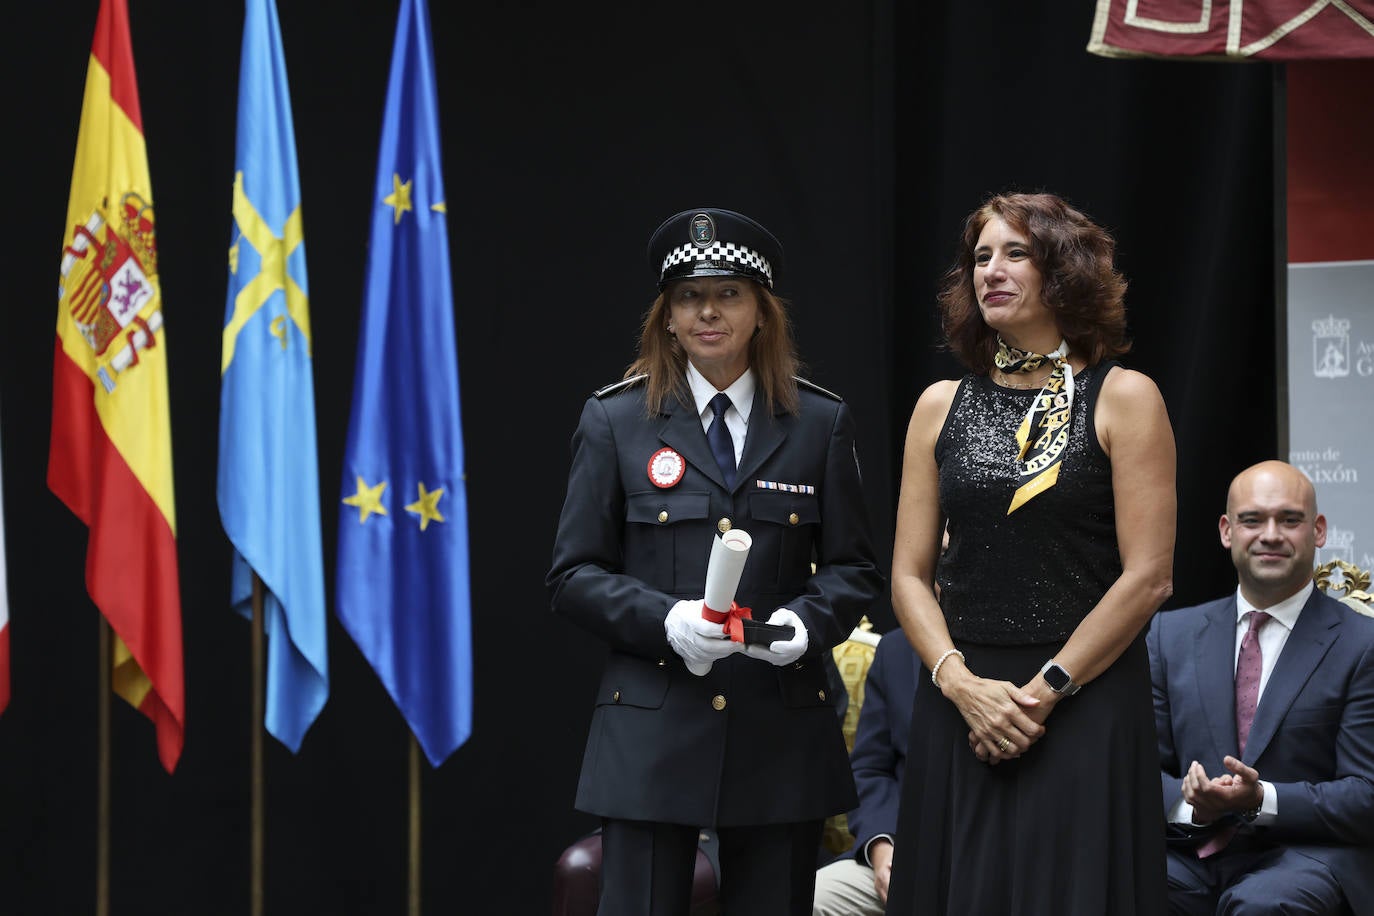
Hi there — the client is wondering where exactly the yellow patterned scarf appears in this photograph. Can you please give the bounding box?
[995,337,1074,514]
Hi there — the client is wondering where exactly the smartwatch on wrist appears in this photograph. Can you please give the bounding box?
[1040,660,1081,696]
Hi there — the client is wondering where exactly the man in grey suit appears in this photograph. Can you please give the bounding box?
[1149,460,1374,915]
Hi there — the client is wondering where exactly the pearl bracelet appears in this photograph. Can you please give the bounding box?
[930,648,965,688]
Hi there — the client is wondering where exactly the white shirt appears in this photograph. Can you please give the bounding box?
[685,363,753,465]
[1169,582,1314,827]
[1232,582,1309,700]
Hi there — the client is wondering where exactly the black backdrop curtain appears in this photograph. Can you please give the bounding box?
[2,1,1273,912]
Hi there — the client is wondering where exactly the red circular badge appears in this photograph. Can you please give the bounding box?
[647,447,686,489]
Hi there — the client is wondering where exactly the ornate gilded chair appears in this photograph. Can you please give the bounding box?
[822,616,882,856]
[1314,559,1374,615]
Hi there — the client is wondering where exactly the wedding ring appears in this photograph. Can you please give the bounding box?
[996,736,1012,752]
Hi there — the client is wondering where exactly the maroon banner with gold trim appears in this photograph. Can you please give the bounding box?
[1088,0,1374,60]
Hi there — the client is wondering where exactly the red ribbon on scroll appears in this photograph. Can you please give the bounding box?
[701,601,754,643]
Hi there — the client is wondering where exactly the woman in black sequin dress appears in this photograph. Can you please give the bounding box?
[886,193,1174,914]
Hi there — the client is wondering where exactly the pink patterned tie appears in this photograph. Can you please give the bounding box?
[1198,610,1272,859]
[1235,610,1271,757]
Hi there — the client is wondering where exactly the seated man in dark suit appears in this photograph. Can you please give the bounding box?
[813,628,918,916]
[1149,460,1374,915]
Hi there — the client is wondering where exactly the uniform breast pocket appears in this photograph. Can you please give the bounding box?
[596,653,670,710]
[775,660,832,710]
[748,490,820,585]
[625,490,710,591]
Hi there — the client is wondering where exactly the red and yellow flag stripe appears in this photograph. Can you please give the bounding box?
[50,0,184,772]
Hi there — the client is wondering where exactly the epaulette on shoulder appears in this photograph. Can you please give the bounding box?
[593,374,647,399]
[795,376,842,402]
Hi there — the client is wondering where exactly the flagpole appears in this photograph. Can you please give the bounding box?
[408,733,421,916]
[96,618,111,916]
[251,574,266,916]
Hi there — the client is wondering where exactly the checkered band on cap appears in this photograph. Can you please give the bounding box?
[660,242,773,286]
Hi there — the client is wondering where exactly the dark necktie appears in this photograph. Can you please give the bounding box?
[707,393,736,490]
[1198,609,1272,859]
[1235,610,1271,757]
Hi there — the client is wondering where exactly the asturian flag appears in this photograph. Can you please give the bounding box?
[336,0,473,767]
[217,0,328,751]
[51,0,184,771]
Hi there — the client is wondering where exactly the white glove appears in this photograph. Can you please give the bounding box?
[665,599,742,676]
[744,608,809,667]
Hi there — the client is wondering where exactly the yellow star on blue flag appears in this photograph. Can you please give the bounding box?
[343,476,389,524]
[383,173,412,224]
[405,482,444,531]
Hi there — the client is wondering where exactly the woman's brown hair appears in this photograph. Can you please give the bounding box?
[939,192,1130,374]
[625,280,800,416]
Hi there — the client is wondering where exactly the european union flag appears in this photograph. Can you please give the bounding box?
[217,0,328,752]
[336,0,472,767]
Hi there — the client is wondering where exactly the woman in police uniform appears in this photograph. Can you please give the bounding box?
[548,208,882,916]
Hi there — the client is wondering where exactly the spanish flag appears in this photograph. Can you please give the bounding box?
[51,0,185,772]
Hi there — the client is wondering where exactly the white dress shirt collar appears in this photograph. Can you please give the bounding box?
[685,362,755,424]
[1235,580,1314,632]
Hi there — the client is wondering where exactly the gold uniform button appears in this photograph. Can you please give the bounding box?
[718,517,732,533]
[818,690,827,702]
[613,690,621,703]
[789,512,800,526]
[657,659,666,667]
[711,695,727,711]
[658,510,669,523]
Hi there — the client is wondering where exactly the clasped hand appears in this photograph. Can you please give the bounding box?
[665,602,809,675]
[665,599,741,675]
[952,674,1050,764]
[1182,757,1263,825]
[743,608,808,667]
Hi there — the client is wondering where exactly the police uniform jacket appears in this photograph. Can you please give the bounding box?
[548,374,882,827]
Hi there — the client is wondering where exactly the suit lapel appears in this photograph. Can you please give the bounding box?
[734,387,790,494]
[1244,591,1340,765]
[657,397,728,490]
[1195,598,1241,761]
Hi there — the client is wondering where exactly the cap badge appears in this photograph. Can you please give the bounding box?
[690,213,715,248]
[647,447,686,488]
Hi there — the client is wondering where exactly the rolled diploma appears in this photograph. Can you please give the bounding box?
[687,529,752,676]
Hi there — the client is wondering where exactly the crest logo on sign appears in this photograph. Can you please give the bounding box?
[1313,315,1351,379]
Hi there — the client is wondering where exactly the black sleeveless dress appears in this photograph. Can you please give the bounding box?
[885,363,1166,915]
